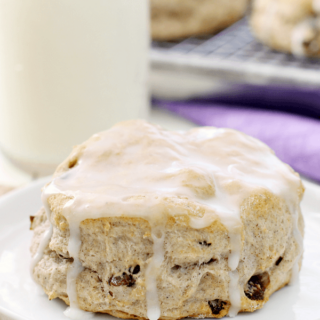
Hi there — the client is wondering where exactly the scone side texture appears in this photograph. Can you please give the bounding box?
[31,193,302,318]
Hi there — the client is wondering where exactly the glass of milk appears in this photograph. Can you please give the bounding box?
[0,0,149,176]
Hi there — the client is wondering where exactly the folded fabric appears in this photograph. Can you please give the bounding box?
[188,84,320,120]
[154,98,320,182]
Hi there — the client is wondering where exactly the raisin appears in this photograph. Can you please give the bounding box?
[208,299,226,315]
[245,272,270,301]
[132,265,140,274]
[68,159,77,169]
[201,258,216,266]
[109,273,135,287]
[171,265,181,271]
[58,254,74,262]
[275,257,283,266]
[199,241,212,246]
[29,216,35,230]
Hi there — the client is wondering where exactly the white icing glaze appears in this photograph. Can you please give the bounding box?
[33,120,303,319]
[228,270,241,317]
[30,190,54,278]
[64,198,86,316]
[146,228,165,320]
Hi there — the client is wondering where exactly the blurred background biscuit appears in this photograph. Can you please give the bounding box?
[151,0,249,40]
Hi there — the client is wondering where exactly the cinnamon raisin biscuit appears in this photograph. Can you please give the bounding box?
[30,120,304,319]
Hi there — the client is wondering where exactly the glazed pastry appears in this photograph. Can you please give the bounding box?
[30,120,304,319]
[151,0,249,40]
[251,0,320,57]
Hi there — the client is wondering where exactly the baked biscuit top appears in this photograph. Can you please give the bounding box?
[50,120,303,220]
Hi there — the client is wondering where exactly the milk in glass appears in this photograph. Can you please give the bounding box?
[0,0,149,175]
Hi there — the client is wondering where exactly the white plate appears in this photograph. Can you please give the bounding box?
[0,177,319,320]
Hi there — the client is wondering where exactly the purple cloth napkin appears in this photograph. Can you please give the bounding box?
[188,84,320,120]
[154,99,320,183]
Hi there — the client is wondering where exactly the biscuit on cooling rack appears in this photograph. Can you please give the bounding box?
[251,0,320,57]
[151,0,249,40]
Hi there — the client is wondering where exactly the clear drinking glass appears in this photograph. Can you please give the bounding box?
[0,0,149,175]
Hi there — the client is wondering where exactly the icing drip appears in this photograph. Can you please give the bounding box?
[31,121,303,319]
[146,228,165,320]
[189,185,243,316]
[225,220,242,317]
[63,199,94,319]
[228,270,241,317]
[30,190,54,278]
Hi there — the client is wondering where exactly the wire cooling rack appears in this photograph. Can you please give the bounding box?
[150,19,320,88]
